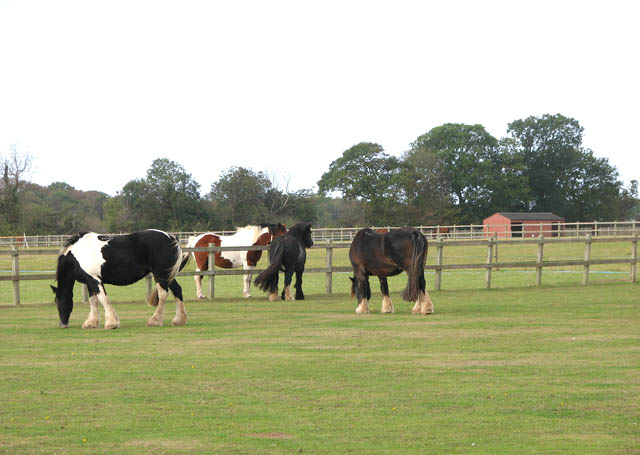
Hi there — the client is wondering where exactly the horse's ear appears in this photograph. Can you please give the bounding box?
[50,285,57,294]
[305,222,312,230]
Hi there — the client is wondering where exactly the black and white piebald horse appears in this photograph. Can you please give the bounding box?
[254,222,314,301]
[349,227,434,315]
[51,229,189,329]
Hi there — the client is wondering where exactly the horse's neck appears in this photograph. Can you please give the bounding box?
[57,275,76,297]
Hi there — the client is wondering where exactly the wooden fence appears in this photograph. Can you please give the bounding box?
[1,235,637,305]
[1,221,638,247]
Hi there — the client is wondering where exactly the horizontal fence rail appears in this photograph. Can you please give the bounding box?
[1,221,638,247]
[1,235,638,305]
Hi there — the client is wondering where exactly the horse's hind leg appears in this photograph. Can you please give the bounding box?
[147,283,169,327]
[194,268,206,299]
[242,265,254,298]
[281,269,294,301]
[354,272,370,314]
[82,294,100,328]
[378,277,394,314]
[169,279,187,326]
[95,284,120,329]
[411,274,434,315]
[294,269,304,300]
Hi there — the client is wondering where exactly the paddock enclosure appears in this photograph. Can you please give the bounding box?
[1,226,639,454]
[1,231,637,305]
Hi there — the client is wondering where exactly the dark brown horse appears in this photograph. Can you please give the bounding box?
[349,227,433,315]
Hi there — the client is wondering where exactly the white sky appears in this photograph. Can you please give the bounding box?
[1,0,638,196]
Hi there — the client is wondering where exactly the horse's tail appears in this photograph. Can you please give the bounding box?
[402,230,427,302]
[148,286,159,307]
[254,241,284,293]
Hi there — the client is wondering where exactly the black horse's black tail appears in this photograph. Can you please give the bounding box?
[402,231,427,302]
[254,241,285,293]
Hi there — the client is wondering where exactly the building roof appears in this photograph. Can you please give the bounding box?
[497,212,564,221]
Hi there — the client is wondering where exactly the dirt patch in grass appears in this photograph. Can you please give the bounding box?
[243,433,294,439]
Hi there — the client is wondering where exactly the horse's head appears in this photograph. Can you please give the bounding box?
[302,223,313,248]
[50,284,73,328]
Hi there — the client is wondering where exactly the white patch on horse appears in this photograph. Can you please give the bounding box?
[146,229,172,238]
[67,233,110,280]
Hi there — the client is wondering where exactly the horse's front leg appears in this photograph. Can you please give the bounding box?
[378,277,394,313]
[294,269,304,300]
[82,294,100,328]
[281,269,295,301]
[95,284,120,329]
[242,264,254,298]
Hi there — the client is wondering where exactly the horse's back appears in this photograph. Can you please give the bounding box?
[99,230,180,285]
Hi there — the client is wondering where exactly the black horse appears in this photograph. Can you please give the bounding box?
[349,227,433,315]
[254,222,314,301]
[51,229,189,329]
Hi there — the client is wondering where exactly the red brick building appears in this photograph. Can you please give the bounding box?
[483,212,565,238]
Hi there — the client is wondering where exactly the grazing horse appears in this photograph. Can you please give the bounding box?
[51,229,189,329]
[186,223,287,298]
[254,222,313,301]
[349,227,433,315]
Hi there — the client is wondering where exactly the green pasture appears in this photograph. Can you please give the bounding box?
[1,238,636,305]
[1,281,638,454]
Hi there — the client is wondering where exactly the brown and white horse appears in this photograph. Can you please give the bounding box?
[186,223,287,298]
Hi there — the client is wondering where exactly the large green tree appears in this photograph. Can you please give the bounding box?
[507,114,622,220]
[410,124,529,223]
[208,167,272,228]
[317,142,401,224]
[113,159,206,231]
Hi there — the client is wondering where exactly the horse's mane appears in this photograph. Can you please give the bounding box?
[61,232,88,252]
[56,232,89,282]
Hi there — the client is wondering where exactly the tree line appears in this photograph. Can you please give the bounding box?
[1,114,638,235]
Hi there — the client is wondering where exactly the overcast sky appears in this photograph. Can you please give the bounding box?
[1,0,638,196]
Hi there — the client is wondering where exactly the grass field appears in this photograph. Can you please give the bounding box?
[1,275,639,454]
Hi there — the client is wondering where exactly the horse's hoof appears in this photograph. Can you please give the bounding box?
[104,323,119,330]
[355,303,370,314]
[82,321,99,329]
[172,316,187,326]
[146,319,162,327]
[197,295,207,300]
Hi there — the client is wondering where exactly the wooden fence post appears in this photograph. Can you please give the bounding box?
[485,236,494,289]
[11,246,20,306]
[632,235,638,284]
[536,234,544,286]
[435,239,443,291]
[325,239,333,294]
[583,234,592,285]
[208,243,215,299]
